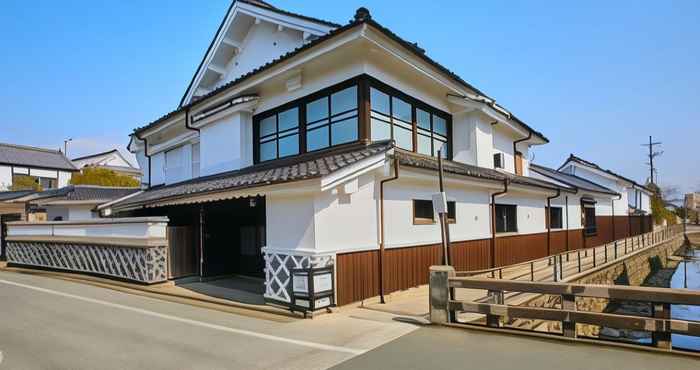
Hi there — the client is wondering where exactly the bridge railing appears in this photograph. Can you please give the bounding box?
[456,224,684,282]
[429,266,700,355]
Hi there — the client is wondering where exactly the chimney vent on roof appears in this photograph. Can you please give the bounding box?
[353,7,371,22]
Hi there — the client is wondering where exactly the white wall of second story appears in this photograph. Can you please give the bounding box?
[562,164,630,215]
[199,112,253,177]
[0,165,72,190]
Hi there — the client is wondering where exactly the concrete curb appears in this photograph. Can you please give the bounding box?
[0,264,298,322]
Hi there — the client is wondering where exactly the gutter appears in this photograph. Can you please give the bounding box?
[378,155,400,304]
[490,179,509,268]
[184,107,200,134]
[512,131,532,174]
[546,188,561,256]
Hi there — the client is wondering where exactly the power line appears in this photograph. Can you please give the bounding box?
[641,135,662,184]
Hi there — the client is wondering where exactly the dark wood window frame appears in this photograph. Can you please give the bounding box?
[412,199,456,225]
[253,74,453,164]
[495,203,518,233]
[546,206,563,229]
[367,76,452,159]
[583,205,597,236]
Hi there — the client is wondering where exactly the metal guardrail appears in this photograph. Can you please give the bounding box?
[457,225,684,282]
[429,225,696,355]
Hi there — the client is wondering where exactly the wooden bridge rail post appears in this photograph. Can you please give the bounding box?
[429,265,455,324]
[652,302,672,349]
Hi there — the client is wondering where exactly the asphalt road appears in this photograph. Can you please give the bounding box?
[0,270,415,370]
[331,326,699,370]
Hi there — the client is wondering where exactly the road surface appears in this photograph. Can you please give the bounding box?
[0,270,414,370]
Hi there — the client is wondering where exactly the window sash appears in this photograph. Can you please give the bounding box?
[369,85,451,158]
[548,207,563,229]
[413,199,435,224]
[495,204,517,233]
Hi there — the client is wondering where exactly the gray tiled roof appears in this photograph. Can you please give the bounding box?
[0,143,77,171]
[530,163,619,195]
[111,141,394,210]
[0,190,36,201]
[395,150,566,192]
[29,185,140,203]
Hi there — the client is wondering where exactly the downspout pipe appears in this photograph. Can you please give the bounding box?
[611,193,622,241]
[512,131,532,174]
[490,179,510,268]
[134,132,151,188]
[379,155,400,304]
[546,188,561,256]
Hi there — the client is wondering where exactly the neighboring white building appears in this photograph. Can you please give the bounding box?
[0,143,77,192]
[96,2,652,307]
[72,149,142,182]
[558,155,653,216]
[13,185,140,221]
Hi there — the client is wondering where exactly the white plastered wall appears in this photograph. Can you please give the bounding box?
[265,193,316,252]
[199,112,253,177]
[0,165,11,190]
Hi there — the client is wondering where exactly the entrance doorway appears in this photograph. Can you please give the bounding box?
[202,196,266,278]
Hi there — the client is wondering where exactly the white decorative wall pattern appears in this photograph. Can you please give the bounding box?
[7,242,168,284]
[263,250,334,304]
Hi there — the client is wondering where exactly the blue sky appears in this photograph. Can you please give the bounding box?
[1,1,698,193]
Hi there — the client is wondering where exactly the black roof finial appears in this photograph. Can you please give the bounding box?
[353,7,371,22]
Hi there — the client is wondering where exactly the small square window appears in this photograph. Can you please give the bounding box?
[413,199,434,225]
[495,204,517,233]
[547,206,563,229]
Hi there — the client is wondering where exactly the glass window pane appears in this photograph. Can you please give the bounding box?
[331,117,358,145]
[278,134,299,158]
[370,88,390,115]
[260,141,276,161]
[307,127,329,151]
[394,126,412,150]
[392,96,411,122]
[278,108,298,131]
[306,97,328,123]
[331,86,357,115]
[433,116,447,135]
[260,116,276,137]
[433,139,448,158]
[417,135,431,155]
[417,109,430,130]
[371,118,391,141]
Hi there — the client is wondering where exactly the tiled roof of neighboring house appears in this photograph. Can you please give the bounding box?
[27,185,140,204]
[110,140,395,210]
[560,154,652,192]
[0,143,78,171]
[71,149,120,162]
[0,190,37,202]
[530,163,619,195]
[138,7,546,144]
[394,150,566,192]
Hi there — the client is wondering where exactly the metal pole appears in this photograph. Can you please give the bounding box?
[199,205,205,278]
[438,149,450,265]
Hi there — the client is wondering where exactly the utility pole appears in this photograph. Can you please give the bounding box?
[437,148,450,265]
[63,138,72,157]
[641,136,662,184]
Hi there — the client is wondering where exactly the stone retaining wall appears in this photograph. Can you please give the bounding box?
[517,234,685,336]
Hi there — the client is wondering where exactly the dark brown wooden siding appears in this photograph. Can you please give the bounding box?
[449,238,491,271]
[494,232,548,266]
[613,216,630,240]
[568,229,584,251]
[384,244,443,293]
[585,216,614,248]
[549,230,568,254]
[336,250,380,307]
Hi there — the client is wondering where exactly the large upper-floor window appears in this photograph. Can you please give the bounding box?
[253,75,451,163]
[306,86,358,152]
[370,84,450,158]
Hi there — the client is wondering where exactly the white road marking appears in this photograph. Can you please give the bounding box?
[0,278,365,355]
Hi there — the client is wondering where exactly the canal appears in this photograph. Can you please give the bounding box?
[670,244,700,351]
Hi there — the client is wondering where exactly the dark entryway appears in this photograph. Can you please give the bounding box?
[1,213,22,260]
[201,197,266,278]
[133,196,266,280]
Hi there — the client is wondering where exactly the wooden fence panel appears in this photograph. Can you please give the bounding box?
[167,226,198,279]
